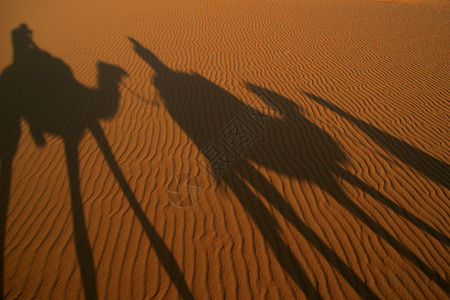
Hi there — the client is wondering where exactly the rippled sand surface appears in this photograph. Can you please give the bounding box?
[0,0,449,298]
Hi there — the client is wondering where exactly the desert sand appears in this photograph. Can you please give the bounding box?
[0,0,449,299]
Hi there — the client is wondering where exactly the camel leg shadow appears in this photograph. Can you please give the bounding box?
[241,162,380,299]
[88,121,194,300]
[323,171,450,293]
[0,161,13,297]
[64,137,98,300]
[337,168,450,246]
[0,112,21,297]
[222,165,322,299]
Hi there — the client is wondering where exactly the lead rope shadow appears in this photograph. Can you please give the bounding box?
[0,24,193,300]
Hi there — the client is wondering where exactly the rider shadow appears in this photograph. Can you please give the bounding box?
[129,37,450,298]
[0,24,193,300]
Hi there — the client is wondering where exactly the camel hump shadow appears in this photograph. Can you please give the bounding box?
[243,84,347,179]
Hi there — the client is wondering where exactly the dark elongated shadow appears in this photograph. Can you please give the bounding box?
[325,169,450,293]
[223,168,322,300]
[0,160,14,297]
[241,161,380,299]
[64,137,98,300]
[89,122,194,300]
[0,23,116,300]
[128,38,322,297]
[0,48,24,296]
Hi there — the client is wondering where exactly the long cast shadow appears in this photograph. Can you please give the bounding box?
[0,24,33,296]
[0,115,21,297]
[0,24,193,300]
[0,59,22,295]
[89,122,193,299]
[129,37,383,298]
[64,136,98,297]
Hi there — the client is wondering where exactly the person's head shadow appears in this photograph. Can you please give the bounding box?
[0,24,194,300]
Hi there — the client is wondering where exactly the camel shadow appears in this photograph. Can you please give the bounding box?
[0,24,193,300]
[129,37,450,298]
[129,38,378,299]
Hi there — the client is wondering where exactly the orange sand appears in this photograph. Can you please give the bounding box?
[0,0,449,299]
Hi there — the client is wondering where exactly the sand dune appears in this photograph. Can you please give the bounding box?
[1,0,449,299]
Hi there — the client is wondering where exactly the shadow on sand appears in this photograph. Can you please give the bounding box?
[1,25,447,298]
[0,24,193,300]
[304,92,450,246]
[129,37,450,298]
[304,92,450,190]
